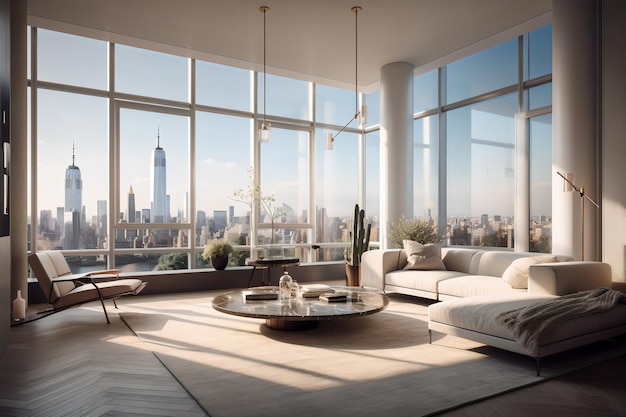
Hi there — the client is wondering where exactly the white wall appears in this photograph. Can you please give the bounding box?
[602,0,626,284]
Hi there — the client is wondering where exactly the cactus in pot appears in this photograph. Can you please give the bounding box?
[346,203,371,267]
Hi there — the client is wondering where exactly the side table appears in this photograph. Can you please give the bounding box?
[246,257,300,287]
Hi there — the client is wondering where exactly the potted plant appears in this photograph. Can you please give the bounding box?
[232,166,283,258]
[345,203,371,286]
[388,215,443,247]
[203,239,234,270]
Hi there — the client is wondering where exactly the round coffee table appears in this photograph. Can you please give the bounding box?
[212,286,389,331]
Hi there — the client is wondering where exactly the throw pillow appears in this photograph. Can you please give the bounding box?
[402,240,446,271]
[502,255,557,289]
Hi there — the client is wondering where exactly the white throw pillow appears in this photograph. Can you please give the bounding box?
[502,255,557,289]
[402,240,446,271]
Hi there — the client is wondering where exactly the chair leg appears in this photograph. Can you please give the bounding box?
[113,298,119,309]
[91,284,110,323]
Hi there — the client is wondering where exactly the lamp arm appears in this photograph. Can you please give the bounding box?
[556,171,599,208]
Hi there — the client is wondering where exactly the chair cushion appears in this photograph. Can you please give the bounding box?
[54,279,146,309]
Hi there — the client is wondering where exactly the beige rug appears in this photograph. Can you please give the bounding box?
[119,290,626,417]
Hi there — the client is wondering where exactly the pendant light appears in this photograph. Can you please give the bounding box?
[259,6,271,143]
[326,6,366,150]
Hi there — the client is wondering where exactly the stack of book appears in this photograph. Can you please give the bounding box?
[300,284,334,298]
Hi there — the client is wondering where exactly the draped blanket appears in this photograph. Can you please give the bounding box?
[497,288,625,352]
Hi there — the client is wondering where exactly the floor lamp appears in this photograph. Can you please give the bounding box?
[556,171,599,260]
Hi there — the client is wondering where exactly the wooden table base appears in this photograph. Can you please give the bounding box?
[265,319,318,331]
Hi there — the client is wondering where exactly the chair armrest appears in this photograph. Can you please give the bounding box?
[361,249,403,290]
[83,269,121,280]
[528,261,613,296]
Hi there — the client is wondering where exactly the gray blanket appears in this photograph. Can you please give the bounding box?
[497,287,625,352]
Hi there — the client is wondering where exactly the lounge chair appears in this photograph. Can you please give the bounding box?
[28,251,147,323]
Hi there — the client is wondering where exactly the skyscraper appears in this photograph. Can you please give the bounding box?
[64,144,82,213]
[128,185,136,223]
[150,127,167,223]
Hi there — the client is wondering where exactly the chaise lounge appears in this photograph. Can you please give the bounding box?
[361,245,626,374]
[28,251,147,323]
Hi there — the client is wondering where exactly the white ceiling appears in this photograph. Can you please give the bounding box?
[27,0,552,91]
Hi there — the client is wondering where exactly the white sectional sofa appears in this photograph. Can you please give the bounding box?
[361,247,574,300]
[361,246,626,374]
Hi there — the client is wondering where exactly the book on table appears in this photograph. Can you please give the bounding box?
[242,289,279,300]
[300,284,335,298]
[319,292,360,302]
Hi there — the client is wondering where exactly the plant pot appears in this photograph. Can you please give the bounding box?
[211,254,229,270]
[345,264,361,287]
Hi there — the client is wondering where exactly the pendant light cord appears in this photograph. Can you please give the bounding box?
[353,6,360,118]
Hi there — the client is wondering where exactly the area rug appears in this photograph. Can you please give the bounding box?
[118,290,626,417]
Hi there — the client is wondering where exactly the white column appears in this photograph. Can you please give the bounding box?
[552,0,600,260]
[380,62,414,249]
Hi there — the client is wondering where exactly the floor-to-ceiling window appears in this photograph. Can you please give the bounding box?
[27,21,553,275]
[411,25,552,251]
[27,26,373,272]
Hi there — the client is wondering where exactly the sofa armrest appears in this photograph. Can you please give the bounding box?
[361,249,404,290]
[528,261,613,296]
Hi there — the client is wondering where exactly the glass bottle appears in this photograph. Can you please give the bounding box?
[279,271,293,299]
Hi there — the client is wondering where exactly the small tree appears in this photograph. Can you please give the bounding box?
[388,215,443,248]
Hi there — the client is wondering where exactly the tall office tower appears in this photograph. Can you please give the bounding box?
[128,185,136,223]
[213,210,227,235]
[64,144,82,213]
[228,205,234,226]
[39,209,52,234]
[96,200,107,241]
[150,127,167,223]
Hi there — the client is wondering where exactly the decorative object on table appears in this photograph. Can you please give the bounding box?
[202,239,234,270]
[232,167,283,259]
[388,214,443,247]
[278,271,293,299]
[345,203,371,286]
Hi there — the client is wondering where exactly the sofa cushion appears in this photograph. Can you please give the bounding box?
[502,255,556,289]
[438,275,525,299]
[403,240,446,271]
[429,293,554,340]
[386,269,466,293]
[429,293,626,350]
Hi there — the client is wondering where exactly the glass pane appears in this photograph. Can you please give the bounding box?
[116,44,189,102]
[365,90,380,127]
[35,90,108,251]
[37,28,107,90]
[414,70,438,113]
[196,61,252,112]
[316,84,357,126]
[414,115,439,222]
[446,38,518,104]
[259,127,310,245]
[446,94,516,247]
[529,113,552,253]
[365,131,380,242]
[527,24,552,80]
[115,250,186,272]
[195,112,252,247]
[258,73,310,120]
[118,107,190,238]
[529,83,552,110]
[316,129,358,244]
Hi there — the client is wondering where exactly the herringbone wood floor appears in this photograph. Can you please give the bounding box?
[1,303,208,417]
[1,299,625,417]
